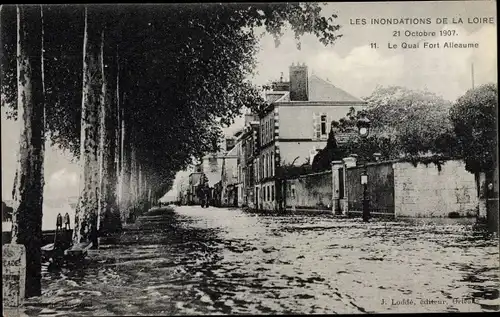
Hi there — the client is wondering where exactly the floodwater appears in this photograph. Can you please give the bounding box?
[20,205,499,315]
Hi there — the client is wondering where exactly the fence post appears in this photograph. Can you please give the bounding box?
[2,244,26,307]
[331,160,344,215]
[342,156,358,215]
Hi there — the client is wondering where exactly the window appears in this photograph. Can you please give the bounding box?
[255,159,259,180]
[264,154,269,177]
[267,186,270,202]
[264,120,267,143]
[268,119,271,141]
[264,120,269,143]
[270,152,274,176]
[291,184,296,200]
[271,118,274,140]
[266,154,269,177]
[271,185,274,201]
[320,114,328,136]
[313,113,321,139]
[268,119,271,142]
[262,157,265,179]
[269,153,273,177]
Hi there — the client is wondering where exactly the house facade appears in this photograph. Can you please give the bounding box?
[240,114,260,208]
[255,63,367,211]
[187,172,203,205]
[220,140,240,207]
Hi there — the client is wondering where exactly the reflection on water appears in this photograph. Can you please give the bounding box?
[21,206,499,315]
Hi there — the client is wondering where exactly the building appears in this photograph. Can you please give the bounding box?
[220,138,240,207]
[177,176,190,205]
[239,114,260,208]
[187,172,203,205]
[182,134,240,206]
[255,63,367,211]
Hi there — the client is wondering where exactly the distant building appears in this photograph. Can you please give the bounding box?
[220,138,240,207]
[187,172,203,205]
[184,133,240,206]
[240,115,260,208]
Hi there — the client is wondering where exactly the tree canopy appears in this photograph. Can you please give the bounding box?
[334,86,456,162]
[449,83,497,175]
[1,3,342,195]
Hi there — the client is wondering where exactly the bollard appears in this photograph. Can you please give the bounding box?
[2,243,26,307]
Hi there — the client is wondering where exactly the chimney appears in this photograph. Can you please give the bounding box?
[289,62,308,101]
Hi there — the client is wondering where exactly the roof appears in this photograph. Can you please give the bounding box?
[226,144,239,156]
[307,74,365,103]
[266,91,287,103]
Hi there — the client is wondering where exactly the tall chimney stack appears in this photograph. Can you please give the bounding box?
[289,63,308,101]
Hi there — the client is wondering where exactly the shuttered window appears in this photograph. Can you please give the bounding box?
[260,123,265,144]
[255,158,259,181]
[271,117,274,140]
[267,154,270,178]
[320,114,328,136]
[265,120,268,143]
[312,113,321,140]
[267,119,270,142]
[270,152,274,176]
[264,155,267,178]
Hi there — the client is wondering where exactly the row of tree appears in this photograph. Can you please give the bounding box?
[1,4,342,297]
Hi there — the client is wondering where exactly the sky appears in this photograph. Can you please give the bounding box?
[1,1,497,201]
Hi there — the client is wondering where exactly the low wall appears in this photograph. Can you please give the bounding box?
[285,171,332,210]
[393,160,478,217]
[346,162,395,215]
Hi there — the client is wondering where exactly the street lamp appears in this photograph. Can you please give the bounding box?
[357,111,371,222]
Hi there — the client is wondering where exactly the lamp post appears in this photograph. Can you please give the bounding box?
[357,111,371,222]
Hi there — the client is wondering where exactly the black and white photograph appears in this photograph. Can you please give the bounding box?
[1,1,498,315]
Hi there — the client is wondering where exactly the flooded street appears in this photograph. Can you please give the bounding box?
[22,206,499,315]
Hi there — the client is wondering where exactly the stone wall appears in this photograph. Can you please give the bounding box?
[285,171,332,210]
[393,160,478,218]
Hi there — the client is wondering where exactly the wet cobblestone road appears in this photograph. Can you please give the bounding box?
[21,205,499,315]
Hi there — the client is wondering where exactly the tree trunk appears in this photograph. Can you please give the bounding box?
[73,7,103,248]
[97,28,121,235]
[119,102,131,223]
[129,143,138,221]
[11,4,45,298]
[115,52,122,203]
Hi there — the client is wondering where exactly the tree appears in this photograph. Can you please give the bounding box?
[449,83,498,220]
[97,25,121,234]
[9,4,45,297]
[364,86,455,157]
[334,87,456,162]
[72,6,103,247]
[311,121,347,172]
